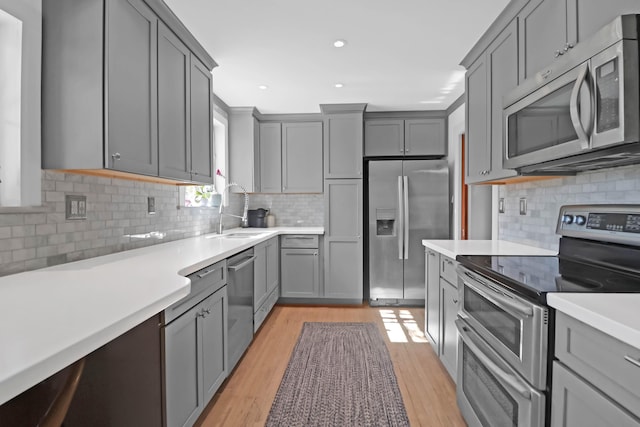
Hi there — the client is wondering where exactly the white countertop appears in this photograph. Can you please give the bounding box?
[548,293,640,350]
[0,226,323,405]
[421,239,557,259]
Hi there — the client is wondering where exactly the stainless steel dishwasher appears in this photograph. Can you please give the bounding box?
[226,248,256,371]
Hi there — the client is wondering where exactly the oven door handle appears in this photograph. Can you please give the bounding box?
[456,319,532,400]
[461,271,534,317]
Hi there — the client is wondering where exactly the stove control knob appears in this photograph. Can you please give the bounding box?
[563,214,574,225]
[575,215,586,226]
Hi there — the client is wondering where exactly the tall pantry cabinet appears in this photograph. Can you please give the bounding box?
[320,104,366,302]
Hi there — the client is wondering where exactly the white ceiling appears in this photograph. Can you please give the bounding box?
[164,0,510,114]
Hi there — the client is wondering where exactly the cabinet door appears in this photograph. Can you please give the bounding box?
[253,242,268,311]
[519,0,568,82]
[157,22,191,181]
[404,119,446,156]
[259,123,283,193]
[282,122,323,193]
[465,57,490,182]
[281,248,319,297]
[364,119,404,156]
[164,305,202,427]
[486,20,518,182]
[200,287,228,404]
[567,0,640,46]
[551,362,640,427]
[324,179,363,299]
[106,0,158,175]
[324,113,363,178]
[425,249,440,353]
[266,237,280,294]
[440,278,458,381]
[190,57,214,183]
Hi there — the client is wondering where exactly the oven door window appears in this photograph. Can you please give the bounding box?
[462,342,518,427]
[464,286,521,357]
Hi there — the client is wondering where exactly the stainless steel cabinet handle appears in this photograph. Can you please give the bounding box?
[541,69,552,80]
[445,259,454,265]
[554,49,564,58]
[456,319,532,400]
[428,251,436,257]
[111,152,121,161]
[197,268,218,279]
[287,236,314,240]
[624,355,640,368]
[228,255,256,271]
[564,42,574,52]
[313,251,318,256]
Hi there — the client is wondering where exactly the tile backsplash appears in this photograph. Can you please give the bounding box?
[498,164,640,250]
[0,171,324,277]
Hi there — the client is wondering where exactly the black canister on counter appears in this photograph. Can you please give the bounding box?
[247,208,269,227]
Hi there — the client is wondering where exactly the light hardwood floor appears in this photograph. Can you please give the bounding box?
[196,305,466,427]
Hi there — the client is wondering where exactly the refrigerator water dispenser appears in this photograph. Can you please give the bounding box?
[376,209,396,236]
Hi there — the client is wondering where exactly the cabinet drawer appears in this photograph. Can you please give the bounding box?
[254,286,279,332]
[551,361,640,427]
[165,260,227,323]
[440,255,457,286]
[281,234,319,248]
[555,312,640,419]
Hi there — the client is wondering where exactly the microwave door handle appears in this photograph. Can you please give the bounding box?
[456,319,532,400]
[570,63,591,150]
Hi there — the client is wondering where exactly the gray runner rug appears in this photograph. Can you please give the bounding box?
[265,322,410,427]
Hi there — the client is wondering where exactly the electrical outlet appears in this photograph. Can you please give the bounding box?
[519,198,527,215]
[148,197,156,214]
[498,198,505,214]
[65,195,87,220]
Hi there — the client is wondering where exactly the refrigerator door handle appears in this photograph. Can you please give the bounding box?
[397,175,404,260]
[403,175,409,260]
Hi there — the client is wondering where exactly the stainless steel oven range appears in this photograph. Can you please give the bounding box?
[455,204,640,427]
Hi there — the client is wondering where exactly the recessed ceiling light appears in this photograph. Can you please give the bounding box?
[333,39,347,48]
[258,85,268,90]
[334,83,344,88]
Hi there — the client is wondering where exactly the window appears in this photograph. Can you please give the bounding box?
[183,103,228,207]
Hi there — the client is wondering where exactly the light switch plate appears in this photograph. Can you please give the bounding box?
[499,198,505,214]
[65,195,87,220]
[148,197,156,214]
[519,198,527,215]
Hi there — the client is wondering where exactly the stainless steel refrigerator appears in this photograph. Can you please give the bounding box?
[368,159,449,304]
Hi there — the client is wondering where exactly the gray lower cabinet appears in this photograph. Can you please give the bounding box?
[439,278,458,380]
[280,235,321,298]
[165,285,228,427]
[552,312,640,425]
[424,249,459,382]
[425,249,440,352]
[324,179,363,300]
[253,237,279,331]
[41,0,215,183]
[364,118,446,157]
[282,122,323,193]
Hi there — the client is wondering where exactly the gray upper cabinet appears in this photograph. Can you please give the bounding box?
[107,0,159,176]
[189,57,214,182]
[323,113,363,179]
[465,57,491,183]
[42,0,216,184]
[229,109,260,192]
[158,21,190,181]
[568,0,640,46]
[259,123,283,193]
[365,118,445,157]
[324,179,363,300]
[282,122,323,193]
[404,119,446,156]
[518,0,568,81]
[365,120,404,156]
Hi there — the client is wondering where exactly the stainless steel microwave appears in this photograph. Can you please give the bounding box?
[503,15,640,174]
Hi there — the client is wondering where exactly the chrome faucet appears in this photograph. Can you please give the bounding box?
[216,170,249,234]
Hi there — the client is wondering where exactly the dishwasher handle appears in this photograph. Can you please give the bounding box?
[227,255,256,271]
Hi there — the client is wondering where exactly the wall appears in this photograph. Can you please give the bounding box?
[498,164,640,250]
[0,171,323,277]
[447,104,464,239]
